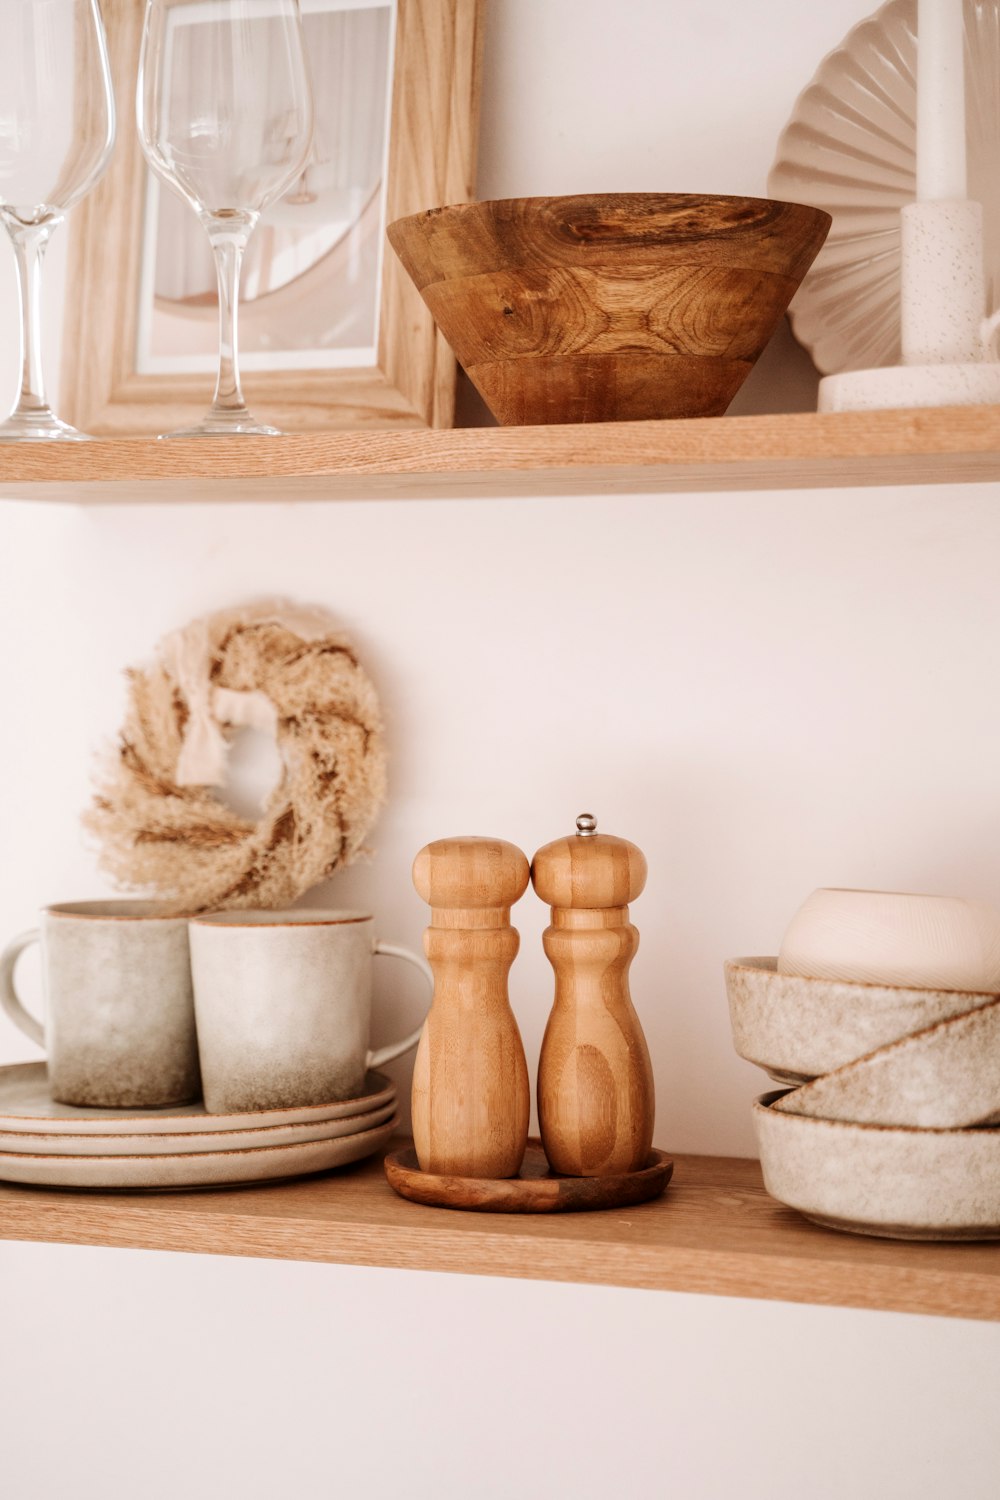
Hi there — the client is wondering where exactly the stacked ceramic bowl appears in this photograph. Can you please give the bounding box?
[725,889,1000,1240]
[0,1064,399,1189]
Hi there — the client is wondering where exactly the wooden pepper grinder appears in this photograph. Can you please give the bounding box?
[411,837,530,1178]
[532,814,655,1177]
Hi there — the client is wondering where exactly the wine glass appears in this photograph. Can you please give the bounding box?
[136,0,314,437]
[0,0,116,441]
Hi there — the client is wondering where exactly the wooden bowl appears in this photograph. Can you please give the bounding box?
[386,193,831,425]
[778,887,1000,992]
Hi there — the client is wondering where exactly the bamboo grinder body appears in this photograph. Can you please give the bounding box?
[411,837,530,1178]
[532,815,655,1176]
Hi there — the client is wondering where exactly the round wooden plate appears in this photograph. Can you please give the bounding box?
[383,1140,673,1214]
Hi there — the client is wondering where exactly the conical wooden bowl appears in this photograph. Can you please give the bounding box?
[387,193,831,425]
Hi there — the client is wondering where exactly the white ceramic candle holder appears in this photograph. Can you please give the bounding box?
[817,0,1000,414]
[818,201,1000,413]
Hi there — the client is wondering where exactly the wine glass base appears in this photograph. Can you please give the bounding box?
[0,409,89,441]
[159,412,282,439]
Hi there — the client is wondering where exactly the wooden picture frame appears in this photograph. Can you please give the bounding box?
[60,0,484,434]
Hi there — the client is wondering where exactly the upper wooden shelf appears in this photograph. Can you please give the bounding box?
[1,405,999,504]
[1,1142,998,1321]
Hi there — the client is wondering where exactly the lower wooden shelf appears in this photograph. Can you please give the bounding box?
[0,1140,997,1321]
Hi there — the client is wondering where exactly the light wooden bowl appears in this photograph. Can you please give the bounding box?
[386,193,831,425]
[778,888,1000,992]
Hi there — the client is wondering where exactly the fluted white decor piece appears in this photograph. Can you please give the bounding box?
[778,888,1000,992]
[769,0,1000,397]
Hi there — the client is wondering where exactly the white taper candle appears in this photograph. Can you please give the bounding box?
[916,0,967,200]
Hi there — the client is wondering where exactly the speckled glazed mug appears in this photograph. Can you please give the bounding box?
[0,901,201,1108]
[189,909,433,1114]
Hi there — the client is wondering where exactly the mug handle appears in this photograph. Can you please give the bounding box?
[367,940,434,1070]
[0,929,45,1048]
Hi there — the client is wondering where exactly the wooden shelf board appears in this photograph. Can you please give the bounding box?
[1,1142,998,1321]
[0,406,999,503]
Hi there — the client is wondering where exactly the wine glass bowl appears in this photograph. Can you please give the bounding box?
[137,0,314,437]
[0,0,115,440]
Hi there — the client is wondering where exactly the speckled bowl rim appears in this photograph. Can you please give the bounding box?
[727,955,1000,1002]
[755,1087,1000,1136]
[190,909,372,928]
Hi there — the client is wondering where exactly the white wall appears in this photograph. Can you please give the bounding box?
[3,1239,1000,1500]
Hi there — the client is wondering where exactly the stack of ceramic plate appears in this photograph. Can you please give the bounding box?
[0,1062,399,1189]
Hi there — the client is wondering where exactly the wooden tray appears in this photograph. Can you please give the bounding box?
[383,1141,673,1213]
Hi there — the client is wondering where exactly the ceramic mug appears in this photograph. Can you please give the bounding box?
[0,901,201,1107]
[189,909,433,1114]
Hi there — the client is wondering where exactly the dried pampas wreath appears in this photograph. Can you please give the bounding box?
[86,601,387,912]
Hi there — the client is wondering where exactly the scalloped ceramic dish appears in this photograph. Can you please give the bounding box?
[724,957,999,1084]
[754,1090,1000,1240]
[768,0,1000,375]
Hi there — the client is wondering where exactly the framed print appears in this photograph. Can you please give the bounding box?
[60,0,484,434]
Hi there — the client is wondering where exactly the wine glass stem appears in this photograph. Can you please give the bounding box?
[207,219,253,418]
[8,220,55,418]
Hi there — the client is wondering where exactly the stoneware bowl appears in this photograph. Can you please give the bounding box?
[754,1090,1000,1240]
[772,996,1000,1128]
[724,957,999,1084]
[386,193,831,425]
[778,887,1000,991]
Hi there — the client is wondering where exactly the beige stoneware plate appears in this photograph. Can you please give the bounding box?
[772,997,1000,1128]
[754,1091,1000,1240]
[0,1062,395,1134]
[725,958,999,1084]
[0,1099,398,1157]
[0,1115,399,1189]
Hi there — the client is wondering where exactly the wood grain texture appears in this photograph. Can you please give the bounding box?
[386,194,831,423]
[533,827,654,1176]
[59,0,484,435]
[2,1143,1000,1321]
[384,1141,673,1212]
[410,838,530,1177]
[1,406,999,503]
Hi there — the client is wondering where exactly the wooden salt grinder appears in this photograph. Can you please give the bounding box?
[411,837,530,1178]
[532,814,655,1177]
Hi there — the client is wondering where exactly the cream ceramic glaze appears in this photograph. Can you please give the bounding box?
[772,997,1000,1129]
[754,1091,1000,1241]
[0,901,200,1108]
[778,888,1000,992]
[724,958,998,1084]
[0,1061,396,1134]
[0,1098,398,1157]
[0,1113,399,1189]
[189,910,432,1114]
